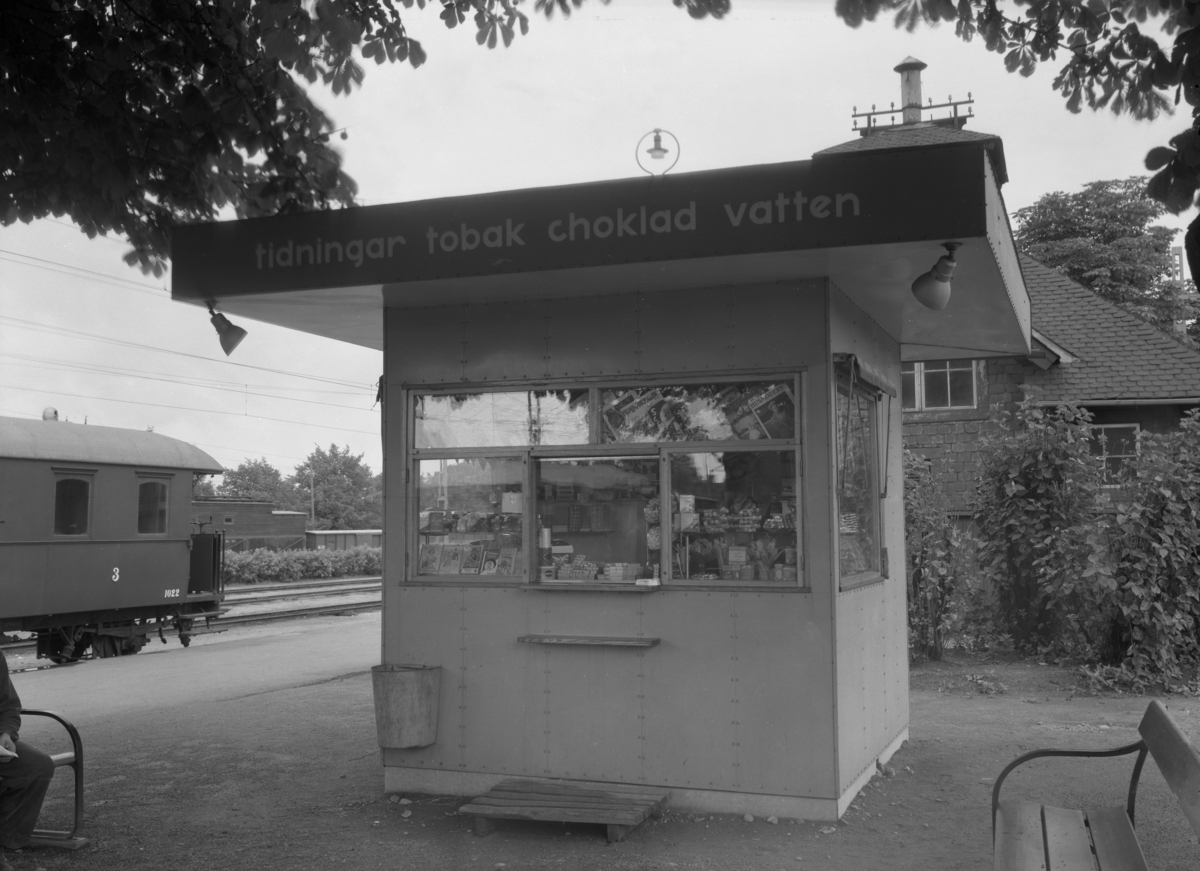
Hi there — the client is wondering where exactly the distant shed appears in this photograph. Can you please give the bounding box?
[306,529,382,550]
[191,499,307,552]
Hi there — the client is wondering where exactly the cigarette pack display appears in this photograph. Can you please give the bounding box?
[495,547,516,576]
[438,544,464,574]
[478,544,501,575]
[418,544,443,574]
[461,543,484,573]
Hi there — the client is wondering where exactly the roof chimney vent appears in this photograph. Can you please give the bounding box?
[894,57,927,126]
[850,61,975,136]
[42,407,59,421]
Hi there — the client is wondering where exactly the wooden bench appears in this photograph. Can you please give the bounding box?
[458,778,669,843]
[19,709,89,850]
[992,699,1200,871]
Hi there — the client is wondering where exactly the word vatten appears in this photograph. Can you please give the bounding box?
[255,236,406,269]
[724,192,860,225]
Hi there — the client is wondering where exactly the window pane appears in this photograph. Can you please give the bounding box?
[922,363,950,408]
[138,481,168,534]
[669,451,799,582]
[901,365,916,410]
[948,367,975,407]
[54,478,89,535]
[415,391,589,448]
[836,383,878,578]
[535,457,658,583]
[416,458,524,577]
[602,381,796,443]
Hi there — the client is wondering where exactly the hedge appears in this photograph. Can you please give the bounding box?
[223,545,382,585]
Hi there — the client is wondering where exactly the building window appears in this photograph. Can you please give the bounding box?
[137,480,168,534]
[1091,424,1139,483]
[836,378,879,583]
[902,360,976,410]
[223,516,235,525]
[54,477,90,536]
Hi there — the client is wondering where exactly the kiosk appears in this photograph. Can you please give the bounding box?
[173,119,1029,820]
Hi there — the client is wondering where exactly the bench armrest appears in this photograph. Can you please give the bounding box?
[991,740,1148,842]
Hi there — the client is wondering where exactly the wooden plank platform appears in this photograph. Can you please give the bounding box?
[459,778,670,842]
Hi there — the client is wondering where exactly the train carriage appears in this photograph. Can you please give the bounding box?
[0,413,225,661]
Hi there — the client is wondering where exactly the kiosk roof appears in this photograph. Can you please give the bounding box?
[172,142,1030,360]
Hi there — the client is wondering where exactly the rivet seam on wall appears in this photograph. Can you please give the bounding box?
[634,293,644,374]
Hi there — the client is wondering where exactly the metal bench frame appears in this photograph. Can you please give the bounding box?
[19,709,89,850]
[991,699,1200,871]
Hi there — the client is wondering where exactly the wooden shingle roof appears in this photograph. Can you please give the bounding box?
[1019,253,1200,404]
[813,124,1008,184]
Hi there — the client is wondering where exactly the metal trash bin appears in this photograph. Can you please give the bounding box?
[371,664,441,749]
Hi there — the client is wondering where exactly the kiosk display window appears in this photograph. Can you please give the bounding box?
[667,450,799,582]
[835,379,880,583]
[415,390,590,448]
[410,375,803,587]
[601,381,795,443]
[415,457,525,577]
[534,457,658,582]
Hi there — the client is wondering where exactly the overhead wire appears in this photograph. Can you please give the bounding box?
[2,384,381,436]
[0,315,373,389]
[1,356,379,412]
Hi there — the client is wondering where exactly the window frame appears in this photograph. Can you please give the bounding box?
[1091,423,1140,485]
[901,359,978,411]
[52,468,94,538]
[136,474,171,536]
[405,372,806,590]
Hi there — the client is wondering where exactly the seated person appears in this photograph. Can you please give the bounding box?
[0,651,55,871]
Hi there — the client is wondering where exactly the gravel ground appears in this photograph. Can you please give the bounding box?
[5,620,1199,871]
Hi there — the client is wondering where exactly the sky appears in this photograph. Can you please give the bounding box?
[0,0,1192,482]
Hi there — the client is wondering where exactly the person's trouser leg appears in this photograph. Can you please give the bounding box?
[0,742,55,850]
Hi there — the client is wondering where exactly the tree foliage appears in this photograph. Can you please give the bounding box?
[292,444,381,530]
[832,0,1200,279]
[1014,177,1189,333]
[216,457,292,503]
[1,0,726,275]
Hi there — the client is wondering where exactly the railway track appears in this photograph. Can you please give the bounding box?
[0,576,383,659]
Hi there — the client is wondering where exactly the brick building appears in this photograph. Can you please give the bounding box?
[903,253,1200,513]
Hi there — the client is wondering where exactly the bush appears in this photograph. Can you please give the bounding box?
[974,395,1115,657]
[1107,412,1200,682]
[905,451,962,661]
[223,545,382,585]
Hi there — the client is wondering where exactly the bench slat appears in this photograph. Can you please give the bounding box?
[1043,805,1094,871]
[1138,699,1200,839]
[995,801,1047,871]
[1086,807,1148,871]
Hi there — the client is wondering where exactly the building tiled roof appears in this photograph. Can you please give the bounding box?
[813,123,1008,184]
[1019,253,1200,404]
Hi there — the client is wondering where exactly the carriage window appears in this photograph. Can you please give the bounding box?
[138,480,168,534]
[54,478,90,536]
